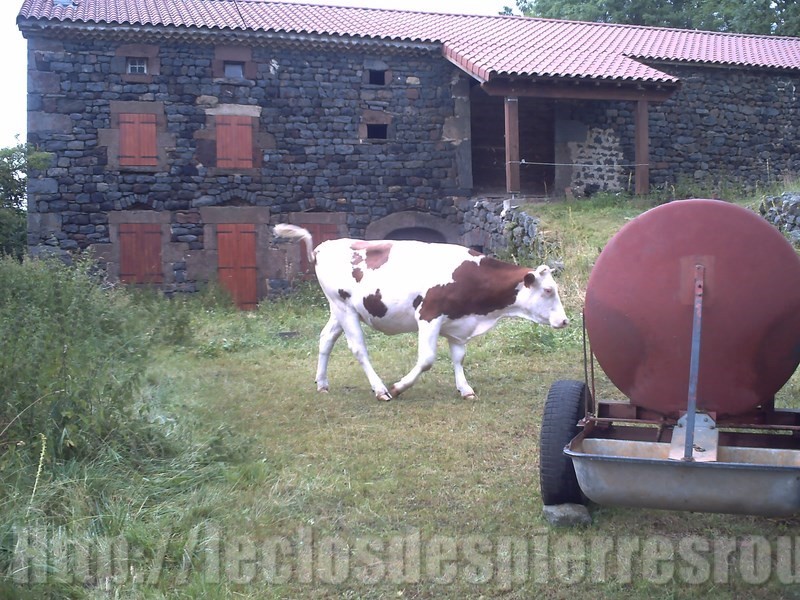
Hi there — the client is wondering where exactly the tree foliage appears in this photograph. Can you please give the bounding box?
[507,0,800,36]
[0,209,26,259]
[1,141,51,211]
[0,141,51,259]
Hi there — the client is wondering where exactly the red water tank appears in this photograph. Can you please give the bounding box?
[584,199,800,418]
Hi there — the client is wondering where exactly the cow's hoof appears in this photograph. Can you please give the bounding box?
[317,386,329,393]
[462,393,477,400]
[376,392,393,402]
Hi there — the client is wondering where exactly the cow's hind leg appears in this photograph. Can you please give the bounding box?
[316,314,343,392]
[337,310,392,401]
[389,321,441,397]
[448,339,476,399]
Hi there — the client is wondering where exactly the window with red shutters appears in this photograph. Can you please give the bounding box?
[118,223,163,284]
[216,115,254,169]
[118,113,158,167]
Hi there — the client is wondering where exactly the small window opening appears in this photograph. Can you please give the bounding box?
[224,61,245,79]
[368,69,388,85]
[366,124,388,140]
[127,57,148,75]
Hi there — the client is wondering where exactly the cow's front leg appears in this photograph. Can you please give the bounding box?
[338,310,392,401]
[316,314,343,392]
[448,339,475,399]
[390,321,440,397]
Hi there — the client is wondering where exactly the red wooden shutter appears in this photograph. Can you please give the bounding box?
[299,223,340,278]
[119,113,158,166]
[217,223,258,310]
[216,115,254,169]
[118,223,163,284]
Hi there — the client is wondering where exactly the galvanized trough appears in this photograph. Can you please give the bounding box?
[540,199,800,517]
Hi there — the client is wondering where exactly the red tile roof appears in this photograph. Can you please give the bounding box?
[18,0,800,84]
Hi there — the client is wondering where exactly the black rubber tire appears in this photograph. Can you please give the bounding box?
[539,379,589,506]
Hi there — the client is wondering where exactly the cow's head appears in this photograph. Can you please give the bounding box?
[520,265,569,329]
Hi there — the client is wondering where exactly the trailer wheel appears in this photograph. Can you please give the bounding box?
[539,380,589,505]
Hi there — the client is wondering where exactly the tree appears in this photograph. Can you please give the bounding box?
[714,0,800,36]
[0,141,51,259]
[508,0,800,36]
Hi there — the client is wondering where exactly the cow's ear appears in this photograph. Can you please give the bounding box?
[523,271,537,288]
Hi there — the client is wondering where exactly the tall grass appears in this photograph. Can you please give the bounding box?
[0,256,166,465]
[0,256,261,599]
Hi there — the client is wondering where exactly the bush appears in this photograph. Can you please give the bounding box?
[0,208,25,260]
[0,256,161,466]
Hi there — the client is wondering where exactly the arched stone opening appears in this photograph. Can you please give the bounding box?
[385,227,446,243]
[365,211,460,244]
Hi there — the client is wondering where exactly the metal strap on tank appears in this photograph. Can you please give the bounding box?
[682,264,705,461]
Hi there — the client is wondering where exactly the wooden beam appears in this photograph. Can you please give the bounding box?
[635,99,650,195]
[504,96,520,194]
[482,80,677,103]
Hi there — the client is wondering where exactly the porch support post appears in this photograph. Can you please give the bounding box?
[635,99,650,195]
[504,96,520,194]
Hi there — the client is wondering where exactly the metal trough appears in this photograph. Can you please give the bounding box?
[566,435,800,516]
[540,199,800,517]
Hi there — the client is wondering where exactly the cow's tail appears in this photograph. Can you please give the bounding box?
[273,223,315,264]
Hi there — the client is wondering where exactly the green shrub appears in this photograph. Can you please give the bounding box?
[0,256,160,465]
[0,208,25,260]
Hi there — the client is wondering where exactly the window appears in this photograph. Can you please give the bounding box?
[363,60,391,86]
[115,44,159,82]
[223,61,245,79]
[99,101,172,171]
[368,69,388,85]
[366,124,388,140]
[118,113,158,167]
[360,109,392,142]
[216,115,254,169]
[118,223,163,284]
[213,46,254,79]
[126,57,147,75]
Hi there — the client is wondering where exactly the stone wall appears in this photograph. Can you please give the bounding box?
[760,192,800,246]
[460,198,544,263]
[24,30,800,301]
[554,100,635,196]
[551,66,800,196]
[648,65,800,190]
[26,35,471,255]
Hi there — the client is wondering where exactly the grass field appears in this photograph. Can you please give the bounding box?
[2,195,799,599]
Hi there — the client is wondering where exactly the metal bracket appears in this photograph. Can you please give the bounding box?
[670,413,719,462]
[682,264,705,460]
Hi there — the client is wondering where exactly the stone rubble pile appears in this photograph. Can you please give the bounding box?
[760,192,800,247]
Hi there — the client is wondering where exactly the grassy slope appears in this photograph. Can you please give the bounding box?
[4,197,799,599]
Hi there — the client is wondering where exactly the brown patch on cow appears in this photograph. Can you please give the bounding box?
[363,289,388,318]
[352,267,364,282]
[418,257,528,322]
[412,295,423,310]
[338,289,351,300]
[351,240,393,269]
[351,252,364,266]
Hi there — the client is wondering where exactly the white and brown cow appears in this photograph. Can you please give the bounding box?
[274,223,569,401]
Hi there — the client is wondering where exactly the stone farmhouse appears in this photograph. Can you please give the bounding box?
[17,0,800,306]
